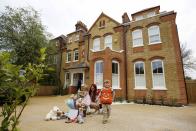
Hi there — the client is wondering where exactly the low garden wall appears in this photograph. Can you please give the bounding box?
[36,86,58,96]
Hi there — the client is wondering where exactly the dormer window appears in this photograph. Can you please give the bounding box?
[135,15,143,21]
[147,12,156,18]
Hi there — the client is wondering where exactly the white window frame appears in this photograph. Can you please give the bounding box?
[53,55,57,64]
[135,15,143,21]
[132,29,143,47]
[148,25,161,44]
[104,35,112,49]
[68,37,72,43]
[75,35,79,41]
[151,59,166,90]
[112,60,120,89]
[63,72,70,89]
[134,61,146,89]
[73,49,79,62]
[66,52,71,63]
[94,60,103,89]
[147,12,156,18]
[93,38,100,51]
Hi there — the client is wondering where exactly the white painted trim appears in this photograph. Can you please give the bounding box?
[93,38,100,51]
[151,59,167,90]
[134,61,147,89]
[134,88,147,90]
[69,70,85,86]
[132,29,144,47]
[148,25,162,45]
[90,48,124,53]
[66,52,71,63]
[104,35,113,50]
[94,60,104,89]
[112,60,120,89]
[73,49,79,61]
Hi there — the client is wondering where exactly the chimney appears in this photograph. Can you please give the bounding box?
[122,12,130,23]
[75,21,88,32]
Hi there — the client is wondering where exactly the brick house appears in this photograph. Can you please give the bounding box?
[55,6,188,105]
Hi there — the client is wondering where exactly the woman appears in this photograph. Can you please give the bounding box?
[89,84,101,113]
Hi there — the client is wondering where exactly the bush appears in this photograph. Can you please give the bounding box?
[38,67,57,86]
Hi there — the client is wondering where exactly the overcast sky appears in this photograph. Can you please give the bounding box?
[0,0,196,78]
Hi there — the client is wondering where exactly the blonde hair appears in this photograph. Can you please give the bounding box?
[104,80,110,83]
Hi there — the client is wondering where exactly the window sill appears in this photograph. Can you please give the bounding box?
[134,88,147,90]
[152,88,167,91]
[90,48,124,53]
[66,61,71,63]
[149,41,162,45]
[133,45,144,48]
[112,88,121,90]
[73,60,79,62]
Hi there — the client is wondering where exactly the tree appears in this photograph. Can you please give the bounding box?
[180,43,196,75]
[0,6,48,66]
[0,48,46,131]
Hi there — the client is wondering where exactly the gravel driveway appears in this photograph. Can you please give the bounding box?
[1,96,196,131]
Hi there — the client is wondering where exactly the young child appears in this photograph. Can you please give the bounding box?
[99,80,115,124]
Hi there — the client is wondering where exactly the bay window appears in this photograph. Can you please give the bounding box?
[94,60,103,89]
[104,35,112,49]
[112,61,120,89]
[93,38,100,51]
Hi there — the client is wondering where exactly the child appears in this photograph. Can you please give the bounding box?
[99,80,115,124]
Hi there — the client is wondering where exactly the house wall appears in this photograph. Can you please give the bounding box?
[57,7,187,105]
[125,13,187,104]
[88,14,126,98]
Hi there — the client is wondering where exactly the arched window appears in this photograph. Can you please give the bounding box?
[148,25,161,44]
[134,61,146,89]
[94,60,103,89]
[132,29,143,47]
[112,60,120,89]
[93,38,100,51]
[104,35,112,49]
[151,59,166,89]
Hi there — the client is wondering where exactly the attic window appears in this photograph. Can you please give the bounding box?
[147,12,156,18]
[135,15,143,21]
[99,20,106,28]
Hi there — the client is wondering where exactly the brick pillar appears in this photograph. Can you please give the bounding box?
[103,48,112,83]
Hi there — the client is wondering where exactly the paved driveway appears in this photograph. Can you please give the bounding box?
[1,96,196,131]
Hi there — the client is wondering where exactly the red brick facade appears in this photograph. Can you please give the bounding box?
[56,6,188,105]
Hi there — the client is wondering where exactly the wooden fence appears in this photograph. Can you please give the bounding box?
[186,80,196,103]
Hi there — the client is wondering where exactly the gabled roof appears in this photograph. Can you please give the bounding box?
[51,34,66,41]
[88,12,120,33]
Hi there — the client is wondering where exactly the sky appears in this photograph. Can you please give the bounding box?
[0,0,196,78]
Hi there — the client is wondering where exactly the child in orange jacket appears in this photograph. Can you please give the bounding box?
[99,80,115,124]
